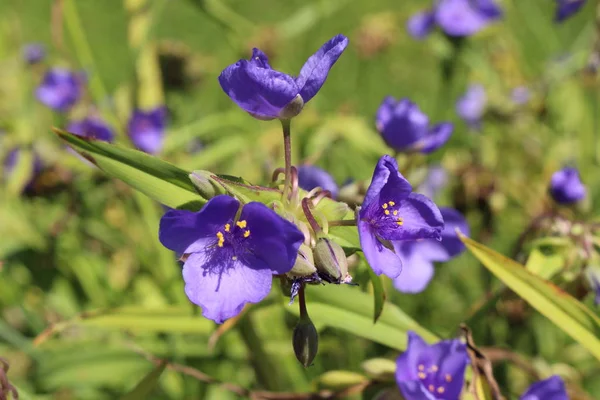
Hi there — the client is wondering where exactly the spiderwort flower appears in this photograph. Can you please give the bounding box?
[407,0,502,39]
[159,195,304,323]
[456,84,486,129]
[358,155,444,279]
[520,375,568,400]
[549,167,586,205]
[297,165,339,198]
[393,208,469,293]
[128,106,167,154]
[396,331,469,400]
[22,43,46,64]
[376,97,453,154]
[35,67,83,112]
[218,34,349,120]
[67,116,114,142]
[555,0,586,22]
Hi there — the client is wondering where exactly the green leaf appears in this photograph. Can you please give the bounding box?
[328,226,360,252]
[459,232,600,361]
[54,129,206,210]
[285,284,437,350]
[121,361,167,400]
[525,247,565,280]
[210,174,282,205]
[367,267,385,323]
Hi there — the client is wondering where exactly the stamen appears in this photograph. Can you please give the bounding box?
[244,230,250,238]
[445,374,452,382]
[384,210,390,215]
[232,256,238,260]
[418,372,426,379]
[396,217,404,226]
[388,201,395,206]
[430,365,439,372]
[382,203,388,209]
[428,384,435,392]
[437,387,445,394]
[216,231,225,247]
[393,210,398,216]
[224,223,230,232]
[236,220,247,229]
[418,364,425,371]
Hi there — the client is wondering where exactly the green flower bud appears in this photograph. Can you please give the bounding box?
[313,237,350,283]
[292,315,318,367]
[189,170,226,199]
[289,244,317,277]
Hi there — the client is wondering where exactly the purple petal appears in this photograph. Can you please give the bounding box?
[417,122,453,154]
[476,0,504,18]
[35,67,82,112]
[375,96,397,131]
[436,207,469,258]
[249,48,271,69]
[297,165,339,198]
[295,34,349,104]
[218,58,299,119]
[22,43,46,64]
[358,220,403,278]
[396,331,430,381]
[381,193,443,241]
[555,0,586,22]
[397,381,438,400]
[240,202,305,275]
[67,116,114,142]
[361,155,412,212]
[128,106,167,154]
[378,99,430,152]
[434,0,496,37]
[159,195,240,254]
[520,375,568,400]
[549,167,586,204]
[392,244,435,293]
[182,252,273,323]
[456,84,486,127]
[407,11,436,39]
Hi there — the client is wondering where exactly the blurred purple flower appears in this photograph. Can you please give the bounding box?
[218,34,348,120]
[358,155,444,279]
[520,375,568,400]
[297,165,338,198]
[396,331,469,399]
[376,97,453,154]
[456,84,486,129]
[67,116,114,142]
[35,67,83,112]
[128,106,167,154]
[511,86,531,105]
[555,0,586,22]
[407,0,502,39]
[549,167,586,204]
[22,43,46,64]
[3,148,43,188]
[393,208,469,293]
[418,164,448,200]
[159,195,304,323]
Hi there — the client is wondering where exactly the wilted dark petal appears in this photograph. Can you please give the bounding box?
[218,59,299,119]
[361,155,412,213]
[358,220,403,278]
[392,243,435,293]
[379,99,429,152]
[379,193,443,241]
[182,252,273,324]
[520,375,568,400]
[240,202,304,275]
[375,96,397,131]
[407,10,436,39]
[159,195,240,254]
[295,34,349,104]
[435,0,490,37]
[549,167,586,204]
[128,107,167,154]
[555,0,586,22]
[297,165,339,198]
[249,48,271,69]
[68,117,114,142]
[417,122,453,154]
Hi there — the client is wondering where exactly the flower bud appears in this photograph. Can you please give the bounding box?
[313,237,349,283]
[289,244,317,277]
[292,315,318,367]
[189,170,226,199]
[278,94,304,120]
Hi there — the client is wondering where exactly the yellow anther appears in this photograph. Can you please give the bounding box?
[388,201,395,206]
[244,230,250,238]
[393,210,398,216]
[236,220,247,229]
[418,365,425,371]
[396,217,404,226]
[224,223,230,232]
[428,385,435,392]
[382,203,388,209]
[216,231,225,247]
[445,374,452,382]
[418,372,426,379]
[430,365,439,372]
[232,256,238,260]
[437,387,445,394]
[384,210,390,215]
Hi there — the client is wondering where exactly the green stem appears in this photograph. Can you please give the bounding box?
[281,119,293,201]
[329,219,357,227]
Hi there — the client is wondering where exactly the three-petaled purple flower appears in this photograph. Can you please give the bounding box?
[396,331,469,400]
[358,155,444,279]
[218,34,348,120]
[456,84,486,130]
[407,0,502,39]
[68,116,115,142]
[393,208,469,293]
[159,195,304,323]
[555,0,586,22]
[549,167,586,205]
[128,107,167,154]
[22,43,46,64]
[297,165,339,198]
[35,67,83,112]
[520,375,568,400]
[376,97,453,154]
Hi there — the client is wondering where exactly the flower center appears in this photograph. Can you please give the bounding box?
[416,364,450,395]
[380,200,404,226]
[214,219,252,259]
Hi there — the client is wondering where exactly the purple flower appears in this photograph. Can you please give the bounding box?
[511,86,531,105]
[407,0,502,39]
[297,165,339,198]
[22,43,46,64]
[520,375,568,400]
[393,208,469,293]
[549,167,586,204]
[358,156,444,279]
[128,107,167,154]
[418,164,448,200]
[456,84,486,129]
[396,331,469,400]
[67,116,114,142]
[376,97,453,154]
[555,0,586,22]
[218,34,349,120]
[159,195,304,323]
[35,67,83,112]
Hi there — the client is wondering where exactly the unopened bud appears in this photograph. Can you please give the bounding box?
[313,237,349,283]
[189,170,226,199]
[289,244,317,277]
[292,315,318,367]
[278,94,304,119]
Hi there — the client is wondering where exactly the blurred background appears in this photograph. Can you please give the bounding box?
[1,0,600,398]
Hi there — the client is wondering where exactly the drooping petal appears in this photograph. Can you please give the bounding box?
[297,165,339,198]
[555,0,586,22]
[240,202,305,275]
[380,193,443,241]
[407,11,436,39]
[295,34,349,104]
[417,122,453,154]
[358,220,403,278]
[361,155,412,212]
[159,195,240,254]
[218,58,299,119]
[435,0,491,37]
[182,252,273,324]
[520,375,568,400]
[392,242,436,293]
